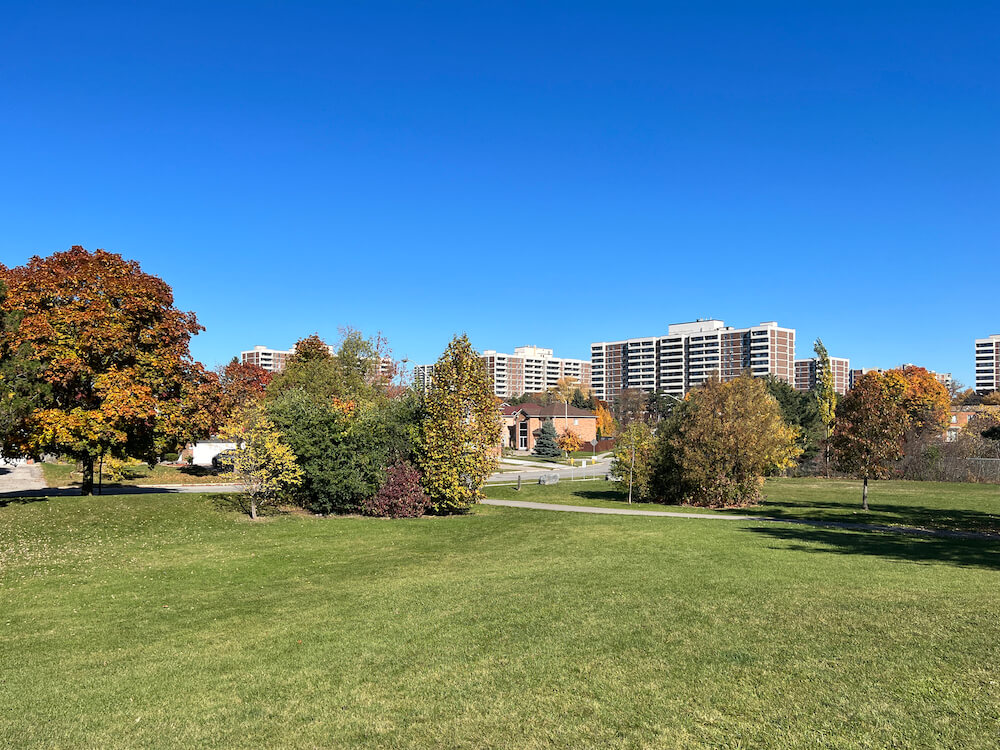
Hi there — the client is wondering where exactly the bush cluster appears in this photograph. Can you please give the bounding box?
[361,462,431,518]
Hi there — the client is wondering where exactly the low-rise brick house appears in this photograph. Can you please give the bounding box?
[501,404,598,452]
[946,406,1000,441]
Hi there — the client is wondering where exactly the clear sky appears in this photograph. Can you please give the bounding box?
[1,2,997,386]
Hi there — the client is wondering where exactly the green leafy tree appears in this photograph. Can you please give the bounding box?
[652,375,801,507]
[532,419,562,457]
[223,407,303,520]
[813,338,838,476]
[265,388,421,514]
[0,281,48,456]
[763,375,823,464]
[832,372,908,510]
[418,334,501,513]
[269,329,397,405]
[610,421,656,502]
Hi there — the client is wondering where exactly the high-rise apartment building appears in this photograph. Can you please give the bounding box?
[413,363,435,393]
[975,335,1000,394]
[481,346,592,398]
[795,356,850,395]
[590,320,795,401]
[241,345,295,373]
[241,343,395,379]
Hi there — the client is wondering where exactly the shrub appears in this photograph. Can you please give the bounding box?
[651,375,801,508]
[362,462,431,518]
[162,452,179,462]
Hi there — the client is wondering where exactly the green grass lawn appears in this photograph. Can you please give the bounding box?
[487,477,1000,535]
[41,461,232,488]
[1,488,999,748]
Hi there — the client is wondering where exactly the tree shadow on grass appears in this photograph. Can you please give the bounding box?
[746,525,1000,571]
[0,485,186,507]
[749,499,1000,536]
[574,488,629,501]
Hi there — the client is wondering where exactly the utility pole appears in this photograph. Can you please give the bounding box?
[628,445,635,504]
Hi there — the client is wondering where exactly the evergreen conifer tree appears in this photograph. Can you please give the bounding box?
[532,419,562,457]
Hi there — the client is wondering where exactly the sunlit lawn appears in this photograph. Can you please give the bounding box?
[1,487,998,748]
[41,461,231,487]
[487,477,1000,535]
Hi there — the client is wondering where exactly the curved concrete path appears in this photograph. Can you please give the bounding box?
[481,498,1000,541]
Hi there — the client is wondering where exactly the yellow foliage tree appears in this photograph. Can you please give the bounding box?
[557,428,583,456]
[610,421,657,502]
[595,400,617,438]
[418,334,502,513]
[658,375,801,507]
[223,408,303,520]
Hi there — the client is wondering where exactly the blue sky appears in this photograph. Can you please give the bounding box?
[1,2,997,386]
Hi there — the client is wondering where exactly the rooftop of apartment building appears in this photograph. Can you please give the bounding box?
[481,345,588,362]
[591,320,791,346]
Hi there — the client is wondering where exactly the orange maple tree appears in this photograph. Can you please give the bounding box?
[0,246,219,494]
[883,366,950,436]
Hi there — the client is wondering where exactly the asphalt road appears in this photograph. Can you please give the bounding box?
[487,458,612,484]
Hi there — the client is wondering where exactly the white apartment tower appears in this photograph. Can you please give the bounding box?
[413,363,434,393]
[975,335,1000,394]
[591,320,796,401]
[480,346,592,398]
[241,345,295,373]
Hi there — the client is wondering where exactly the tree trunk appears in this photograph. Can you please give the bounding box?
[81,456,95,496]
[250,498,258,520]
[862,476,869,511]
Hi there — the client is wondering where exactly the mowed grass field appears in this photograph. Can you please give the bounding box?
[488,477,1000,536]
[41,462,232,487]
[2,483,999,748]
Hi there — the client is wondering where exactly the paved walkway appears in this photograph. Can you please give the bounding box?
[0,463,46,494]
[481,498,1000,541]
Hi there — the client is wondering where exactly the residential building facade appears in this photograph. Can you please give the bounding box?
[242,343,395,379]
[481,346,592,398]
[975,335,1000,394]
[500,404,598,452]
[591,320,795,401]
[794,356,850,395]
[241,345,295,373]
[413,363,435,392]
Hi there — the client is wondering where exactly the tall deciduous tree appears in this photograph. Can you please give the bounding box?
[883,366,950,437]
[0,281,48,454]
[614,388,647,428]
[653,376,801,507]
[217,358,271,420]
[418,334,501,513]
[832,372,908,510]
[0,247,216,494]
[594,400,617,438]
[813,338,837,476]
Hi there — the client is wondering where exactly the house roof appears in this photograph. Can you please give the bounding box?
[502,403,596,418]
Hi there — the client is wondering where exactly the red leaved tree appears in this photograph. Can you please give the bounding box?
[0,247,218,494]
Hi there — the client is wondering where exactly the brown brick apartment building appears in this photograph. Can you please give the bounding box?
[591,320,796,400]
